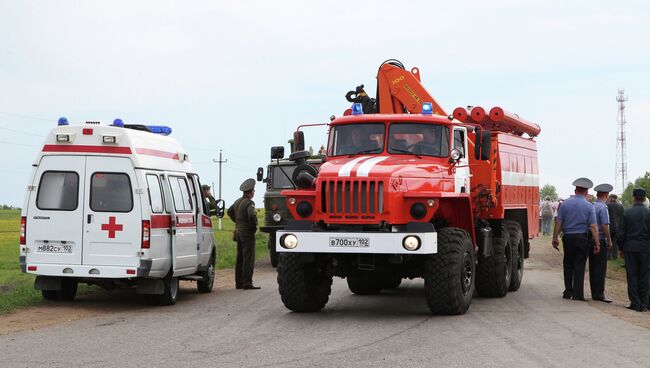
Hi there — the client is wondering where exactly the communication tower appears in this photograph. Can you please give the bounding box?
[615,90,628,193]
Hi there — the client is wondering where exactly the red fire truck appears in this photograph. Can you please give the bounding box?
[275,60,540,314]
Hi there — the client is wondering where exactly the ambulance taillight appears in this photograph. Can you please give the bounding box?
[142,220,151,249]
[20,216,26,245]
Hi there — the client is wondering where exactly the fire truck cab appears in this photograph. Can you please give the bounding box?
[19,118,216,305]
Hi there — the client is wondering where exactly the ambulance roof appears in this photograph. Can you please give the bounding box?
[38,121,194,173]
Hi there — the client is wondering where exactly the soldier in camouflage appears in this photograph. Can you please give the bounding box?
[227,178,260,290]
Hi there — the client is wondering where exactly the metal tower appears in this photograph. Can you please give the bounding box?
[615,89,628,193]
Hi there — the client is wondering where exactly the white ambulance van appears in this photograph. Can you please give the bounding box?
[19,118,216,305]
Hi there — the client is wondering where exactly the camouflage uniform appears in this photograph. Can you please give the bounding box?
[227,178,258,289]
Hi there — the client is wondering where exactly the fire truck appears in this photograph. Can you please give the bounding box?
[275,60,540,314]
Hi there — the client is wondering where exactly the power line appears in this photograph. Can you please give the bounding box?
[0,124,47,137]
[0,140,41,147]
[0,111,54,122]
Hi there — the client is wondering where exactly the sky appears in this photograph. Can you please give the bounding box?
[1,0,649,207]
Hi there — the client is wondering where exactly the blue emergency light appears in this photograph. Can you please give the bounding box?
[351,103,364,115]
[147,125,172,135]
[422,102,433,115]
[58,117,69,126]
[112,118,124,127]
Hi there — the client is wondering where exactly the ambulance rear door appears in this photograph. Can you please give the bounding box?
[82,156,142,267]
[26,155,86,265]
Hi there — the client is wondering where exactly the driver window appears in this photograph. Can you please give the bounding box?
[453,129,465,158]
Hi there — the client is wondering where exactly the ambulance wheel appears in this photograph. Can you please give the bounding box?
[197,253,216,293]
[476,221,512,298]
[347,275,382,295]
[277,253,332,312]
[506,220,524,292]
[424,227,475,315]
[42,290,59,301]
[57,278,78,301]
[159,275,179,306]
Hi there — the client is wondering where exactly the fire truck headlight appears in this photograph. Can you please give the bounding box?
[281,234,298,249]
[272,213,282,223]
[402,235,421,251]
[296,201,313,217]
[410,203,427,219]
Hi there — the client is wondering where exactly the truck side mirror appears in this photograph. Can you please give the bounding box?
[270,146,284,159]
[256,167,264,182]
[293,131,305,152]
[480,130,491,160]
[215,199,225,218]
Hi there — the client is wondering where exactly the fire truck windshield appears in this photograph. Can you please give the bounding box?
[328,123,385,156]
[388,123,450,157]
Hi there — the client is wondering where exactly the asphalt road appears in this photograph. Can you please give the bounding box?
[2,251,649,368]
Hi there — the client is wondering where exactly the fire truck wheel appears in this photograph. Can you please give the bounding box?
[475,221,512,298]
[277,253,332,312]
[269,233,278,268]
[197,252,216,293]
[57,278,78,301]
[159,275,179,306]
[506,221,524,292]
[347,274,382,295]
[381,275,402,290]
[424,228,475,315]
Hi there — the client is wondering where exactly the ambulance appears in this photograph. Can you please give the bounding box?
[19,118,216,305]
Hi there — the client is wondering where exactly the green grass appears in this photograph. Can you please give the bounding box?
[0,209,269,315]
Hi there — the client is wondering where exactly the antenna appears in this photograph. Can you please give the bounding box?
[615,90,628,193]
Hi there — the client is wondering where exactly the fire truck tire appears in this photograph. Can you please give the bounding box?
[277,253,332,312]
[269,233,278,268]
[381,275,402,290]
[57,278,78,301]
[197,252,216,293]
[506,220,524,292]
[347,275,382,295]
[424,228,475,315]
[159,275,179,306]
[475,221,512,298]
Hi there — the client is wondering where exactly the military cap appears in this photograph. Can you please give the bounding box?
[633,188,647,198]
[572,177,593,189]
[201,184,210,191]
[594,183,613,193]
[240,178,256,192]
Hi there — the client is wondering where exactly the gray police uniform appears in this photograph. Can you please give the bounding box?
[588,198,610,300]
[227,179,258,289]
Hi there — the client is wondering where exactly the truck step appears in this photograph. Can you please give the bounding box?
[180,275,203,282]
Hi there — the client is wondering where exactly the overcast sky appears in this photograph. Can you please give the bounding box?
[1,0,649,207]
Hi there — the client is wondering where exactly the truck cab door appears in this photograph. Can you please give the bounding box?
[453,127,470,193]
[165,173,198,275]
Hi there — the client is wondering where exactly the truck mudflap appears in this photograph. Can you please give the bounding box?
[276,229,437,254]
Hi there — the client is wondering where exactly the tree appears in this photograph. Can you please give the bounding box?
[539,184,559,201]
[620,172,650,206]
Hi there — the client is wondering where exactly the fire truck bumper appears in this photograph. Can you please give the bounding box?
[276,230,437,254]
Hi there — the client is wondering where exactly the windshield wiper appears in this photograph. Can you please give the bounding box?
[348,149,381,157]
[389,147,421,158]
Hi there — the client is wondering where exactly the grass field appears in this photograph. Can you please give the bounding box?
[0,209,269,315]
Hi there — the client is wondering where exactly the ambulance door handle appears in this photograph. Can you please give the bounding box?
[87,214,93,224]
[167,229,176,235]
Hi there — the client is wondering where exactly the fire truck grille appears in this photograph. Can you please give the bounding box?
[320,179,384,216]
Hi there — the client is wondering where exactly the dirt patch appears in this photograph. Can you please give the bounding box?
[530,235,650,330]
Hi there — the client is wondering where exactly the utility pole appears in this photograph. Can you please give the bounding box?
[213,149,227,230]
[615,90,628,194]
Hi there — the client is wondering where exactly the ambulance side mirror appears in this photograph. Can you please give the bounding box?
[256,167,264,182]
[215,199,225,218]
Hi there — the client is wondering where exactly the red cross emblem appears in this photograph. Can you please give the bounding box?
[101,216,123,238]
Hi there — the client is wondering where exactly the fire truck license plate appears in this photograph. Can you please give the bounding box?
[36,243,73,254]
[329,237,370,248]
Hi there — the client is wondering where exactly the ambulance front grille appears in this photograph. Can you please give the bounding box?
[320,179,384,216]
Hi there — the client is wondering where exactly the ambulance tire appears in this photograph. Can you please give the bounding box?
[506,220,524,292]
[197,252,216,293]
[424,227,475,315]
[42,290,59,301]
[57,278,78,301]
[277,253,332,312]
[159,275,179,306]
[476,221,512,298]
[347,275,382,295]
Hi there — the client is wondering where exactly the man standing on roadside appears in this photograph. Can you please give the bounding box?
[607,194,625,260]
[541,196,554,236]
[589,184,614,303]
[618,188,650,312]
[227,178,260,290]
[552,178,600,301]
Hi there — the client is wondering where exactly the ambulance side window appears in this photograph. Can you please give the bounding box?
[90,173,133,213]
[36,171,79,211]
[146,174,164,214]
[169,176,193,213]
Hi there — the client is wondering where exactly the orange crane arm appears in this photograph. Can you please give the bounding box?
[376,62,446,116]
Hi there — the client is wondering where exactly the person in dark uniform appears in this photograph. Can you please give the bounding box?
[618,188,650,312]
[606,194,625,260]
[202,184,217,216]
[552,177,601,301]
[589,183,614,303]
[227,178,260,290]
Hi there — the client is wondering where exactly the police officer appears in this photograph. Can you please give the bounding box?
[202,184,217,216]
[618,188,650,312]
[227,178,260,290]
[589,183,614,303]
[552,178,600,301]
[607,194,625,260]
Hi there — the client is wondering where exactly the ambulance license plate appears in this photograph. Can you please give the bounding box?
[329,237,370,248]
[36,243,73,254]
